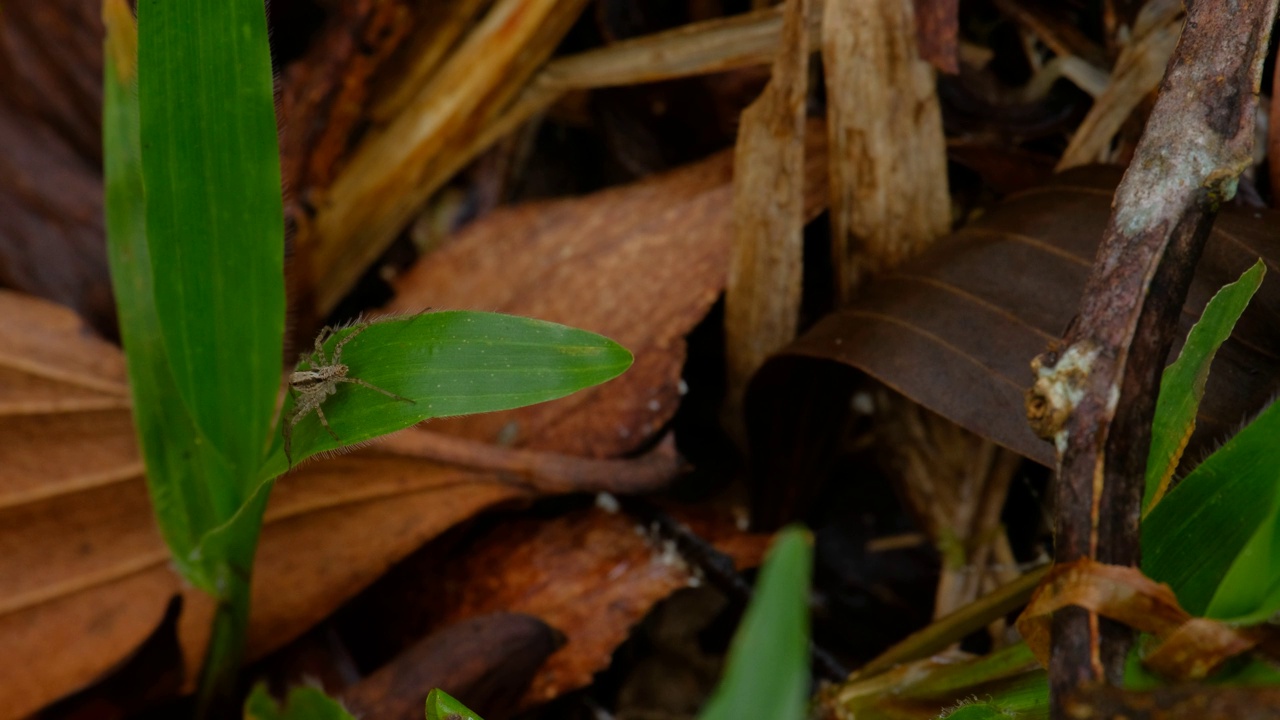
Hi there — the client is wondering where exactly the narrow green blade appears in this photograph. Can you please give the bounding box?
[103,0,237,585]
[266,312,633,472]
[1144,260,1264,514]
[1144,397,1280,618]
[137,0,285,494]
[698,527,812,720]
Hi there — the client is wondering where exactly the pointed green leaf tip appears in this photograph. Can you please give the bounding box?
[698,526,812,720]
[425,688,484,720]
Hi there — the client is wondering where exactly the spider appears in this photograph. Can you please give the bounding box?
[283,321,414,466]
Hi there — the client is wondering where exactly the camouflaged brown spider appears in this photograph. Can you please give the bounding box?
[283,321,414,466]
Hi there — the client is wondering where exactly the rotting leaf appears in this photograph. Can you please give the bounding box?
[747,167,1280,527]
[341,613,556,720]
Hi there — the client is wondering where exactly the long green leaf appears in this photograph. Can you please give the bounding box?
[103,0,238,589]
[1143,260,1265,514]
[137,0,285,493]
[1143,396,1280,619]
[698,526,812,720]
[266,312,633,472]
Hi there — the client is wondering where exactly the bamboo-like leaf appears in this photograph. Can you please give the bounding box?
[266,312,633,473]
[1144,260,1265,514]
[244,684,356,720]
[698,526,811,720]
[1144,397,1280,619]
[425,688,484,720]
[103,0,238,589]
[137,0,285,489]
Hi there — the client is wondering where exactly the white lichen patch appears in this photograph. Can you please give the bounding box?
[1027,340,1102,451]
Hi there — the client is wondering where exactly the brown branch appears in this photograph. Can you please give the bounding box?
[374,428,684,495]
[1023,0,1278,712]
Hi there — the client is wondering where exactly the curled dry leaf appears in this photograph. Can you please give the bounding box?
[1016,559,1271,682]
[747,166,1280,518]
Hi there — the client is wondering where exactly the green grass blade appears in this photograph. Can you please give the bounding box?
[698,526,812,720]
[1143,397,1280,618]
[103,0,238,587]
[425,688,484,720]
[267,312,633,472]
[244,684,356,720]
[137,0,285,491]
[1143,260,1265,514]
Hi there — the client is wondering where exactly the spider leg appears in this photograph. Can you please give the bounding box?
[339,376,415,404]
[330,321,370,365]
[314,404,342,442]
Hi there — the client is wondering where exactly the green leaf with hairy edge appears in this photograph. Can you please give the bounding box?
[244,684,356,720]
[103,0,238,592]
[425,688,484,720]
[263,312,633,473]
[137,0,285,496]
[1143,260,1265,515]
[1143,396,1280,619]
[698,526,811,720]
[940,704,1014,720]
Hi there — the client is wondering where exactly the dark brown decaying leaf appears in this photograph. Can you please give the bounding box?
[723,0,811,432]
[0,0,116,337]
[358,505,771,710]
[912,0,959,74]
[341,613,561,720]
[747,166,1280,516]
[383,123,830,458]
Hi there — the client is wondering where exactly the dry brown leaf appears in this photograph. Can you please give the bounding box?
[0,0,116,337]
[305,0,591,315]
[748,167,1280,519]
[912,0,959,74]
[1016,560,1268,682]
[722,0,811,430]
[7,127,830,715]
[383,124,830,457]
[822,0,950,301]
[341,612,560,720]
[390,505,771,709]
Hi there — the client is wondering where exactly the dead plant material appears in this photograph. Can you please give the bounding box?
[1057,0,1184,170]
[747,167,1280,520]
[340,613,560,720]
[1023,0,1277,706]
[823,0,950,302]
[0,0,115,337]
[304,0,591,315]
[1016,560,1271,682]
[912,0,959,74]
[723,0,811,434]
[383,125,830,457]
[376,430,683,495]
[396,505,772,710]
